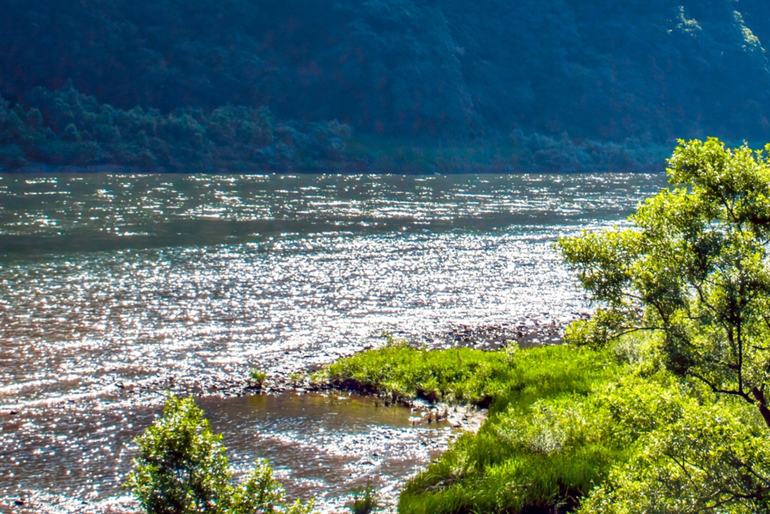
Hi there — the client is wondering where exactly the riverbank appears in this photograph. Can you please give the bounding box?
[9,319,766,514]
[0,172,661,513]
[1,317,573,417]
[317,341,627,514]
[1,317,568,514]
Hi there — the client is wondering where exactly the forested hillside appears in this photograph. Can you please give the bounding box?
[1,0,769,171]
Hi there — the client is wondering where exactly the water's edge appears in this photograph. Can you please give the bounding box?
[0,173,668,512]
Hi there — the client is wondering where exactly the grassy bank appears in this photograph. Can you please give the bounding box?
[316,339,628,513]
[319,337,622,412]
[316,332,770,514]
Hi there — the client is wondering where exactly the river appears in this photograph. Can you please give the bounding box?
[0,173,668,512]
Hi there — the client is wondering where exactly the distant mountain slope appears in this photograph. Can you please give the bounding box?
[1,0,769,143]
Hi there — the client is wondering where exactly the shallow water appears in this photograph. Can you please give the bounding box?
[0,173,668,510]
[2,392,453,511]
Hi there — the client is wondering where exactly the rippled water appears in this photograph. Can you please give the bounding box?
[0,173,668,511]
[2,392,453,513]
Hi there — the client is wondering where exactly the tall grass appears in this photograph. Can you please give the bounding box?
[320,343,629,513]
[319,342,618,412]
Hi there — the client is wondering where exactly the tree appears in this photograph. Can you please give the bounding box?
[576,401,770,514]
[559,137,770,429]
[125,394,315,514]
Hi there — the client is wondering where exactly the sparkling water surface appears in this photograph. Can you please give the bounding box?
[0,173,668,511]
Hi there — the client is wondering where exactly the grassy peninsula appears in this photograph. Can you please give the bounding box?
[315,139,770,513]
[320,342,626,513]
[319,332,770,514]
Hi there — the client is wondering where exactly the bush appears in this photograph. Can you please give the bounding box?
[559,138,770,429]
[249,368,267,389]
[577,400,770,514]
[125,395,315,514]
[349,481,380,514]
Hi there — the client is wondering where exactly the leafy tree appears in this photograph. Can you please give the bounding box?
[577,401,770,514]
[125,394,315,514]
[559,137,770,429]
[125,395,231,514]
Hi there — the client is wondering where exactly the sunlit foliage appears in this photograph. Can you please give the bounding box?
[126,395,315,514]
[560,138,770,429]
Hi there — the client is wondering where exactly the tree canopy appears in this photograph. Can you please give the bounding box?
[560,137,770,429]
[2,0,770,142]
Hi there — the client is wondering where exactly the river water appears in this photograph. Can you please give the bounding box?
[0,173,668,512]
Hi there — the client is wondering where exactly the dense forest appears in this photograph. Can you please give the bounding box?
[2,0,770,172]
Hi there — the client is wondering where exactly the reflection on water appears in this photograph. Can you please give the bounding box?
[0,173,660,254]
[1,393,451,511]
[0,173,668,509]
[198,394,452,505]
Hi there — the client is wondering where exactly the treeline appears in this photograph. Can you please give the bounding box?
[2,0,770,143]
[0,85,355,172]
[0,84,670,173]
[364,132,668,174]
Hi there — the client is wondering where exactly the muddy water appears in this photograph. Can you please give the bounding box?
[0,173,668,512]
[196,394,456,507]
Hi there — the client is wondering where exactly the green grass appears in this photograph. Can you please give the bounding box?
[319,342,620,412]
[398,392,626,514]
[320,342,516,407]
[319,333,757,514]
[349,480,380,514]
[319,342,631,513]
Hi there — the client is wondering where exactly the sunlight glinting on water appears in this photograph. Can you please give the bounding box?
[0,172,668,509]
[2,231,580,402]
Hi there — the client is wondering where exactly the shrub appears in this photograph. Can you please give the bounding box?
[249,368,267,388]
[125,394,315,514]
[349,481,380,514]
[559,138,770,429]
[577,400,770,514]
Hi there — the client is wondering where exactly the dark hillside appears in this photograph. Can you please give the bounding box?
[1,0,769,169]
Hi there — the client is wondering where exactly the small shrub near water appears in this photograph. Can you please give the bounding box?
[288,372,306,388]
[349,480,380,514]
[126,395,315,514]
[249,368,267,388]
